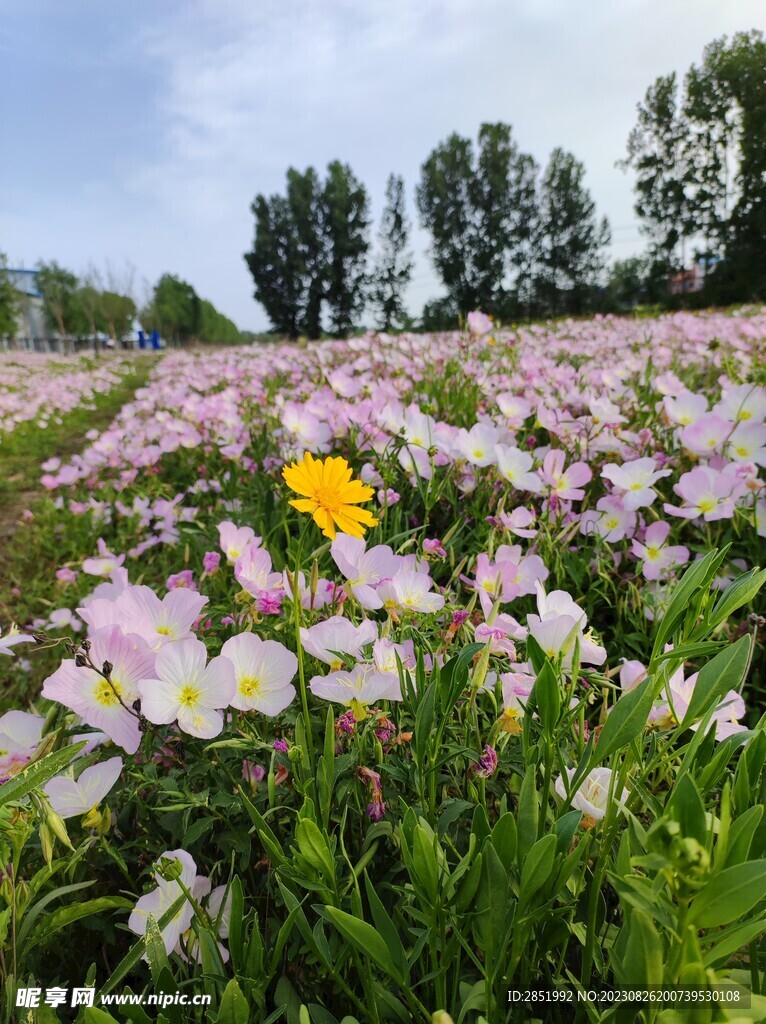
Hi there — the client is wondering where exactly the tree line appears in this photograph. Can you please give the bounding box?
[247,29,765,337]
[245,128,610,337]
[619,28,766,305]
[0,259,243,347]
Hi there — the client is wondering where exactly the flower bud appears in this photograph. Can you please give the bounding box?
[157,855,184,882]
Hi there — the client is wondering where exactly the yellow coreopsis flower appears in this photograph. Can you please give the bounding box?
[282,451,379,540]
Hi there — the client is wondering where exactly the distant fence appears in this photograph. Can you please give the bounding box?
[0,336,142,355]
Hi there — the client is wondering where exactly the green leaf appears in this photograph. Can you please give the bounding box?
[145,914,171,985]
[413,679,437,767]
[363,873,409,982]
[440,642,484,714]
[620,909,663,987]
[0,741,86,807]
[84,1010,122,1024]
[323,906,404,983]
[653,548,728,653]
[98,893,187,997]
[519,834,556,907]
[701,916,766,967]
[690,861,766,927]
[491,812,517,871]
[295,818,335,883]
[216,979,250,1024]
[665,775,707,846]
[22,897,133,953]
[680,635,752,729]
[531,659,561,735]
[593,675,655,764]
[704,567,766,634]
[516,765,538,862]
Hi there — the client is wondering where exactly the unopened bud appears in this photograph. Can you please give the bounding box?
[102,660,114,676]
[310,559,319,596]
[432,1014,455,1024]
[39,822,55,865]
[75,654,88,668]
[285,568,295,592]
[157,855,183,882]
[45,806,72,850]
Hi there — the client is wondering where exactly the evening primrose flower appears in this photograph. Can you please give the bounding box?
[138,639,236,739]
[44,756,123,819]
[128,849,197,955]
[220,633,297,714]
[309,663,402,720]
[555,766,629,825]
[282,451,378,539]
[42,625,156,754]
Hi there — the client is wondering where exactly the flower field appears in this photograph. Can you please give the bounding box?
[1,309,766,1023]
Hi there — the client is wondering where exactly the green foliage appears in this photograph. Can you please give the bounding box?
[623,30,766,302]
[245,162,370,339]
[0,253,20,337]
[370,173,413,331]
[36,260,84,342]
[142,274,201,344]
[534,146,611,315]
[416,123,609,319]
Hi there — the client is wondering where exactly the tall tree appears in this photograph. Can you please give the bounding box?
[535,148,610,315]
[100,291,136,342]
[286,167,326,338]
[416,132,478,313]
[322,161,370,337]
[622,73,690,271]
[0,253,20,337]
[36,261,84,350]
[416,123,540,316]
[143,274,201,344]
[245,194,304,338]
[199,299,241,345]
[371,173,413,330]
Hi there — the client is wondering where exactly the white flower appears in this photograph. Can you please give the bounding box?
[554,767,628,822]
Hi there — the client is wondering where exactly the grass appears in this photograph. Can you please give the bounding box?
[0,358,156,636]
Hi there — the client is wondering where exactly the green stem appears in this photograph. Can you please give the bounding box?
[292,524,316,778]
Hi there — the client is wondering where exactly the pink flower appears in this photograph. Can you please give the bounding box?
[331,535,398,610]
[579,496,637,542]
[679,414,733,457]
[166,570,197,591]
[138,638,236,738]
[119,586,209,649]
[467,310,493,336]
[234,545,284,606]
[631,521,689,581]
[664,465,745,522]
[220,633,297,714]
[203,551,221,574]
[217,521,260,563]
[42,626,155,754]
[300,616,378,668]
[601,457,671,511]
[423,538,447,558]
[539,450,592,501]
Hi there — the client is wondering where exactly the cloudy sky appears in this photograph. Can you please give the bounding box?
[1,0,763,331]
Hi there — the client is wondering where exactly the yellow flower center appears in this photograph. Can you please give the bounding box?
[178,685,201,708]
[646,545,661,559]
[94,677,123,707]
[239,675,261,698]
[698,497,716,512]
[156,625,172,636]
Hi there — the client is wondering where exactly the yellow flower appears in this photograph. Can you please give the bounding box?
[282,451,379,540]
